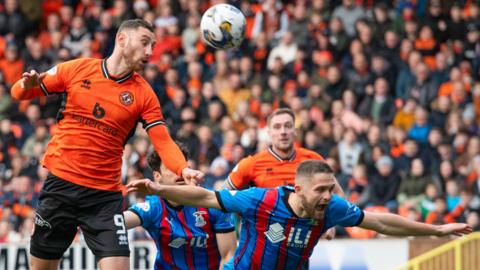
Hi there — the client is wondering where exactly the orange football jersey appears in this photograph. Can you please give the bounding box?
[12,58,186,191]
[227,147,324,189]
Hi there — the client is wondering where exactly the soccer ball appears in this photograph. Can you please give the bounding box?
[200,4,246,49]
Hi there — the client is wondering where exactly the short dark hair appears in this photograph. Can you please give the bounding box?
[267,108,295,126]
[147,143,189,172]
[296,160,334,180]
[118,19,154,33]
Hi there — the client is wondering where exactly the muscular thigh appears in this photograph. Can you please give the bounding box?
[30,175,81,259]
[77,190,130,259]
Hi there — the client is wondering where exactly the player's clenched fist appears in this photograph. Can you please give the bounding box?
[20,70,46,90]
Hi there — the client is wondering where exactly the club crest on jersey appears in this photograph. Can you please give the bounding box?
[193,211,207,227]
[119,91,134,106]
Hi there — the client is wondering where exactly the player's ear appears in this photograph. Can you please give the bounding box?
[294,184,302,194]
[153,171,162,181]
[117,31,129,48]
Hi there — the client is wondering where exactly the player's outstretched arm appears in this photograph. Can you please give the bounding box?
[11,70,47,100]
[126,179,221,209]
[123,210,141,229]
[147,125,205,185]
[359,211,473,237]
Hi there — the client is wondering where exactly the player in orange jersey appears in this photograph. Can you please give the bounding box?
[226,108,343,192]
[10,19,204,270]
[225,108,344,245]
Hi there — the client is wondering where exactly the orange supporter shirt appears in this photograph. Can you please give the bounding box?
[226,147,324,189]
[0,59,24,86]
[11,58,186,191]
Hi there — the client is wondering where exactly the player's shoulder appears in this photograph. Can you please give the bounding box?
[250,150,274,161]
[131,72,153,89]
[130,195,161,213]
[296,147,324,160]
[144,195,162,206]
[53,57,100,77]
[235,152,260,166]
[326,195,352,212]
[131,72,149,85]
[243,186,277,198]
[61,57,100,68]
[130,73,156,95]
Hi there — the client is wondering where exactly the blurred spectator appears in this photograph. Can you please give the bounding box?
[62,16,91,58]
[251,0,289,44]
[338,129,363,177]
[0,0,27,44]
[347,164,368,205]
[0,84,12,120]
[347,53,374,100]
[267,31,298,70]
[420,183,440,219]
[332,0,366,37]
[397,158,431,208]
[396,50,421,100]
[407,62,439,108]
[288,4,309,48]
[366,155,401,212]
[324,65,348,100]
[393,98,417,131]
[408,107,431,145]
[218,73,251,116]
[430,95,451,129]
[358,77,396,127]
[176,107,199,157]
[0,42,23,87]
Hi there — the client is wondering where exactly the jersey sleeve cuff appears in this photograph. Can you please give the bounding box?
[214,227,235,233]
[215,191,228,213]
[39,82,50,96]
[126,209,144,226]
[354,211,365,226]
[226,177,240,190]
[142,120,166,131]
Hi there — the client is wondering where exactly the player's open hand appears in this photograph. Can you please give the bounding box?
[181,168,205,186]
[126,179,162,195]
[437,223,473,237]
[21,70,46,90]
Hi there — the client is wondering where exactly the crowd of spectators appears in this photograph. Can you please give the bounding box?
[1,0,480,242]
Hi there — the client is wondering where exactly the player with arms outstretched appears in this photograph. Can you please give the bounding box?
[226,108,343,241]
[10,19,203,270]
[128,160,472,270]
[124,146,236,270]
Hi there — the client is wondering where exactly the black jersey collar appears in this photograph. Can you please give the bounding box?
[102,58,133,83]
[281,186,300,218]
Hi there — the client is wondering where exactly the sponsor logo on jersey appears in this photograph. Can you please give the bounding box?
[92,102,106,119]
[168,237,186,248]
[71,112,119,137]
[265,222,312,247]
[264,223,286,243]
[81,79,91,89]
[34,213,52,229]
